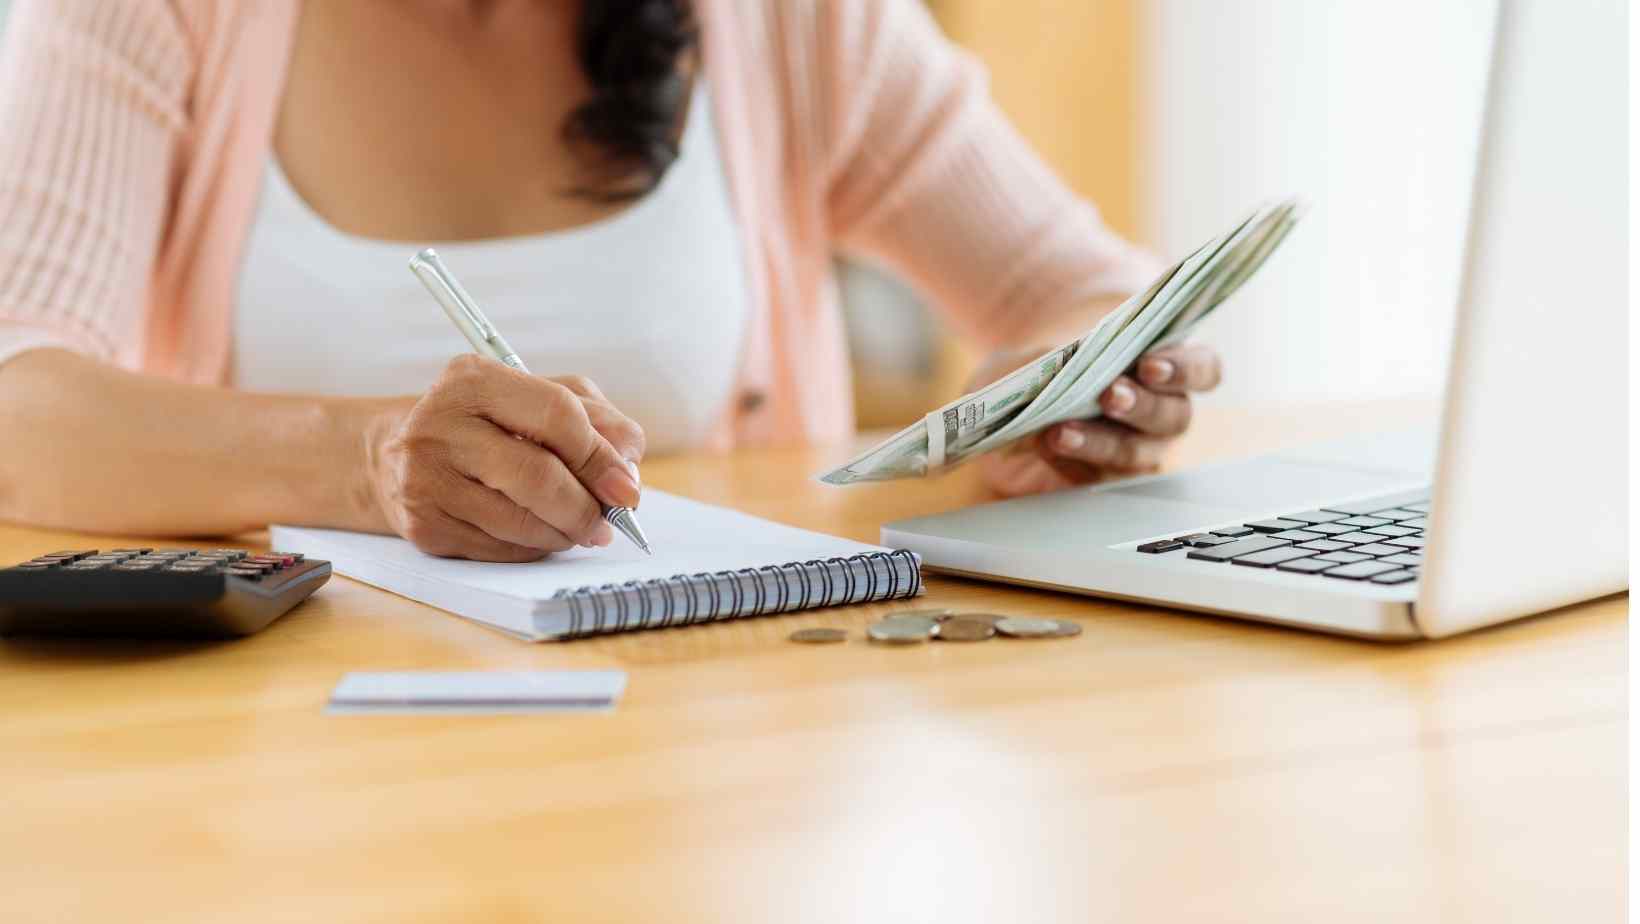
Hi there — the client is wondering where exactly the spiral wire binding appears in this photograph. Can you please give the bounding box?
[554,549,921,637]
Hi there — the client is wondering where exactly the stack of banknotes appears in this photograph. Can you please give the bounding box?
[819,198,1302,485]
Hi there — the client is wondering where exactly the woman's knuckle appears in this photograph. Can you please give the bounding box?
[616,419,646,454]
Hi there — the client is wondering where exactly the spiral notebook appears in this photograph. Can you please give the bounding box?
[271,491,921,640]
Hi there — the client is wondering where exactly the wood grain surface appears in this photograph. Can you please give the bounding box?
[0,401,1624,923]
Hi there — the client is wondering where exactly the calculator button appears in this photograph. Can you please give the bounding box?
[209,550,248,561]
[13,562,53,570]
[40,551,94,561]
[275,552,306,563]
[109,548,153,555]
[63,561,109,570]
[225,567,265,580]
[113,563,158,572]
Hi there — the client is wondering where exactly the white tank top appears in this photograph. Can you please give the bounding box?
[233,85,747,454]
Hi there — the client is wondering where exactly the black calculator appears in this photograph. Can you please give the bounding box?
[0,549,331,638]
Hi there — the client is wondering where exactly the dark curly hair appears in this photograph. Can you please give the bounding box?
[565,0,699,200]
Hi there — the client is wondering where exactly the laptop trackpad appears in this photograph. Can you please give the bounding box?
[1111,458,1418,514]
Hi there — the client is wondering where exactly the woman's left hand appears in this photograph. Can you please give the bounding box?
[975,342,1222,497]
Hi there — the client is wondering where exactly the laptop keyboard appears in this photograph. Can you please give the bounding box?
[1133,488,1429,586]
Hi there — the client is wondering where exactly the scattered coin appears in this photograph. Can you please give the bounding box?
[950,612,1007,627]
[880,614,940,636]
[886,608,954,622]
[994,617,1064,638]
[789,627,848,644]
[934,618,996,642]
[1045,620,1083,638]
[867,620,933,645]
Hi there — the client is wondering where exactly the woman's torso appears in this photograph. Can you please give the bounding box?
[233,81,748,454]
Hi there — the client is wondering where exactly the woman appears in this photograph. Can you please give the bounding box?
[0,0,1221,561]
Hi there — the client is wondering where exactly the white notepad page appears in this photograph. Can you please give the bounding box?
[272,491,898,639]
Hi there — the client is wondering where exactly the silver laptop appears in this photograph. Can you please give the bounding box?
[883,0,1628,640]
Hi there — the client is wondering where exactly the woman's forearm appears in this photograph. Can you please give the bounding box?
[0,348,407,537]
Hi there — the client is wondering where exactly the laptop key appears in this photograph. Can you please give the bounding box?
[1321,490,1432,516]
[1314,551,1371,564]
[1279,510,1349,525]
[1231,547,1318,569]
[1400,517,1427,529]
[1335,515,1392,528]
[1372,509,1422,522]
[1350,543,1406,557]
[1187,536,1292,562]
[1369,570,1418,585]
[1323,561,1402,580]
[1210,525,1256,538]
[1245,519,1307,533]
[1385,536,1426,549]
[1380,552,1423,566]
[1297,539,1351,552]
[1305,523,1356,536]
[1325,531,1381,545]
[1269,529,1324,542]
[1276,558,1337,574]
[1365,524,1419,538]
[1184,535,1237,548]
[1403,501,1431,513]
[1137,539,1185,554]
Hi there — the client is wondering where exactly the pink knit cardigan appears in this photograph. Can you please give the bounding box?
[0,0,1158,449]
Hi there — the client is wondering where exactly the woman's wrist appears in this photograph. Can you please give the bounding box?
[301,395,413,535]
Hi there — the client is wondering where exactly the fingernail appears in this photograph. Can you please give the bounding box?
[1142,358,1175,385]
[590,520,614,547]
[594,466,641,509]
[1109,382,1137,415]
[625,458,641,489]
[1056,427,1086,453]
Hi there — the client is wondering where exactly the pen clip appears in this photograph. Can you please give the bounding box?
[409,248,496,341]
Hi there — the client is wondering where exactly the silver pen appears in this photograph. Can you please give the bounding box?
[409,248,651,555]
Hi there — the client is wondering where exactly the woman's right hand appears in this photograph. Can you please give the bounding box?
[363,354,645,562]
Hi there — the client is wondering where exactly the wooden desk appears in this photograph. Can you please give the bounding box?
[0,402,1624,922]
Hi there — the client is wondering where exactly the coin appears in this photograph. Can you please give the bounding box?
[1045,620,1083,638]
[950,612,1007,627]
[789,627,848,644]
[867,620,933,645]
[880,614,940,636]
[994,616,1064,638]
[934,618,995,642]
[886,608,954,622]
